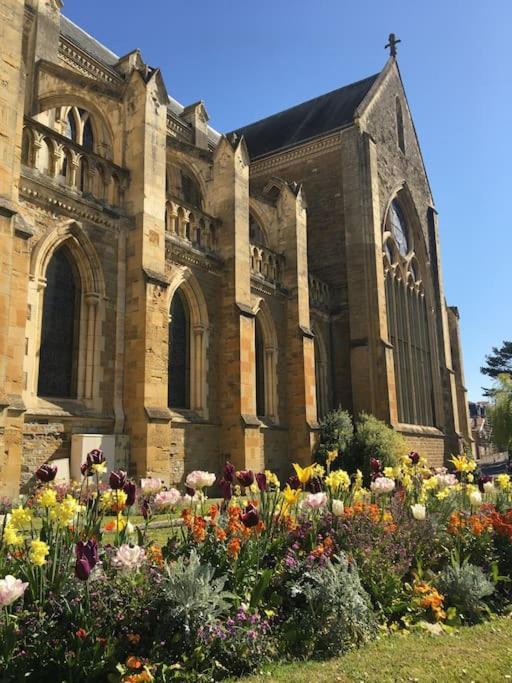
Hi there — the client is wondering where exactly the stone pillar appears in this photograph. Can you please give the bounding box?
[122,65,170,481]
[213,135,262,472]
[341,129,397,423]
[427,207,461,455]
[24,0,62,115]
[447,306,473,453]
[0,0,30,496]
[276,181,318,465]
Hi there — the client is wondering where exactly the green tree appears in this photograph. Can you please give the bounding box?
[488,374,512,453]
[481,341,512,396]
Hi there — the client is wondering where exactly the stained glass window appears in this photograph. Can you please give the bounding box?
[388,200,409,257]
[38,247,79,398]
[168,291,189,408]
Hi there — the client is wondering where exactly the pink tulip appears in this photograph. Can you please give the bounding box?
[0,575,28,607]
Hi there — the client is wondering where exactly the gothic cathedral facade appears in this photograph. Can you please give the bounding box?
[0,0,471,495]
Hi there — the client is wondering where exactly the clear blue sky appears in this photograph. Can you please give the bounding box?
[63,0,511,402]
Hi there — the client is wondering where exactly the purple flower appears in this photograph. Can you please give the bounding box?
[236,470,254,487]
[219,478,233,500]
[140,498,150,520]
[287,475,300,490]
[240,503,259,528]
[109,469,127,490]
[35,463,58,483]
[75,557,91,581]
[86,449,105,467]
[370,458,381,474]
[408,451,420,465]
[223,462,236,483]
[123,481,136,507]
[256,472,267,492]
[307,476,322,493]
[81,462,93,478]
[75,539,98,581]
[76,539,98,568]
[185,486,196,497]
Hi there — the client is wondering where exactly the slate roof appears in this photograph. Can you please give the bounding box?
[59,15,221,143]
[230,73,379,160]
[60,15,119,68]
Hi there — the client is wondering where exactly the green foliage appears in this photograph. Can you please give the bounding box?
[481,340,512,396]
[280,554,377,659]
[315,408,354,467]
[349,412,408,479]
[160,551,233,635]
[435,558,494,624]
[488,373,512,452]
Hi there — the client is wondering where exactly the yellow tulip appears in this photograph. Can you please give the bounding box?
[283,485,301,506]
[450,454,476,473]
[292,463,314,484]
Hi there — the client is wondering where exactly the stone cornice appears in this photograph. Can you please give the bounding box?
[165,235,223,274]
[249,130,345,177]
[58,37,123,87]
[20,174,124,232]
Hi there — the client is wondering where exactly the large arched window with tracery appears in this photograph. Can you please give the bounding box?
[383,198,435,426]
[37,246,80,398]
[168,290,190,409]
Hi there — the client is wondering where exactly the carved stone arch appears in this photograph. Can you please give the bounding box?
[253,297,279,423]
[167,266,209,417]
[31,220,105,297]
[166,154,208,210]
[248,200,271,248]
[25,221,106,410]
[36,94,115,159]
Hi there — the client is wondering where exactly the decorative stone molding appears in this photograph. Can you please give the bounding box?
[250,131,344,176]
[58,38,122,86]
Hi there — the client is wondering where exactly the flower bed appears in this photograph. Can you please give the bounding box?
[1,451,512,681]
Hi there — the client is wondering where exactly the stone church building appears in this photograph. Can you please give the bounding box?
[0,0,472,495]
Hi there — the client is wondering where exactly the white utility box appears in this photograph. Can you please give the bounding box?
[70,434,116,482]
[51,457,71,484]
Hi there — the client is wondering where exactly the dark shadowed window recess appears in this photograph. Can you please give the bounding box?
[255,317,265,417]
[180,171,202,208]
[396,97,406,154]
[82,117,94,152]
[168,290,190,409]
[38,246,80,398]
[249,214,267,246]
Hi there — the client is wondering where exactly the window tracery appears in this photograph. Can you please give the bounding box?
[383,198,435,426]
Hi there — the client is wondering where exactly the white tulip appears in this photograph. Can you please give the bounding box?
[483,481,495,494]
[410,503,426,521]
[332,499,345,517]
[469,490,482,507]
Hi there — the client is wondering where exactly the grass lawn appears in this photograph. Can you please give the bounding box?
[241,617,512,683]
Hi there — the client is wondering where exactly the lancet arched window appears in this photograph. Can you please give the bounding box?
[168,290,190,409]
[396,97,405,154]
[37,246,80,398]
[383,198,435,426]
[167,164,203,209]
[249,213,267,246]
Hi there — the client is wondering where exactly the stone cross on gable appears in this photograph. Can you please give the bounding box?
[385,33,401,57]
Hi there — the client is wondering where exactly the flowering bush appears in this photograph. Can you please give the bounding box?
[1,450,512,680]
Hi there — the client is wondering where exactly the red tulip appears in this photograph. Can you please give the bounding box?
[109,469,127,490]
[35,463,58,483]
[123,481,136,507]
[236,470,254,487]
[240,503,259,528]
